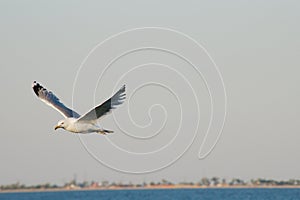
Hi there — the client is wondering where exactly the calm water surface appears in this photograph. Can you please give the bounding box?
[0,188,299,200]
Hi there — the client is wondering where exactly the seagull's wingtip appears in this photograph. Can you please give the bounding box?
[32,80,37,88]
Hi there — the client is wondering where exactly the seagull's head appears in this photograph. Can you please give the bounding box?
[54,120,67,130]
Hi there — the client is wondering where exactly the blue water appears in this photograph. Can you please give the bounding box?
[0,188,299,200]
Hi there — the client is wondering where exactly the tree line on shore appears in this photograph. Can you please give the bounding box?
[1,177,300,190]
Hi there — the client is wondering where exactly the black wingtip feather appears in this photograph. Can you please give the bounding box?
[32,81,44,97]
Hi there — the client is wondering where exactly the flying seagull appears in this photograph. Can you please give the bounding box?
[32,81,125,134]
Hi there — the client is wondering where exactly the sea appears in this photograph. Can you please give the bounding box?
[0,188,299,200]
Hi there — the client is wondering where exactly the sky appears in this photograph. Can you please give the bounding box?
[0,0,299,185]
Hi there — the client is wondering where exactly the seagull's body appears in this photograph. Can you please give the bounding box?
[32,81,125,134]
[56,118,107,134]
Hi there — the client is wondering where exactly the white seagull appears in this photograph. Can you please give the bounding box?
[32,81,125,134]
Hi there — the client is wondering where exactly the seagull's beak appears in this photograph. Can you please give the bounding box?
[54,125,61,130]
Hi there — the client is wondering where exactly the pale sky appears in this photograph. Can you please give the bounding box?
[0,0,299,185]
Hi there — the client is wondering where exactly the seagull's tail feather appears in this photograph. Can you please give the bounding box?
[97,129,114,135]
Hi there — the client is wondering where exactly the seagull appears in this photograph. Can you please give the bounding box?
[32,81,125,134]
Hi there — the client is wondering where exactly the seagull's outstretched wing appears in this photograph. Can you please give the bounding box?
[77,85,126,122]
[32,81,80,118]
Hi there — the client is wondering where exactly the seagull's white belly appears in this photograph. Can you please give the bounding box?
[67,122,101,133]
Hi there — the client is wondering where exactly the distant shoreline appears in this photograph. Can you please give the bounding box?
[1,185,300,194]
